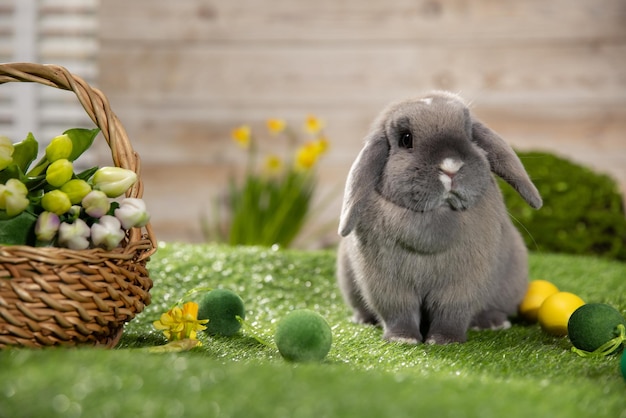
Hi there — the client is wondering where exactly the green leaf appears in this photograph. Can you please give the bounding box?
[0,210,37,245]
[0,164,21,184]
[223,170,315,247]
[65,128,100,162]
[21,174,47,191]
[11,133,39,173]
[75,166,99,181]
[25,157,50,178]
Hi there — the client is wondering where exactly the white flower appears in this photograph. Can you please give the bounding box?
[58,219,91,250]
[0,178,29,217]
[91,167,138,198]
[81,190,110,218]
[34,211,61,242]
[115,198,151,229]
[91,215,125,250]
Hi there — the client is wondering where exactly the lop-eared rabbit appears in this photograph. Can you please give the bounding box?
[337,92,542,344]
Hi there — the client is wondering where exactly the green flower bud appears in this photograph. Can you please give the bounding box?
[92,167,138,198]
[41,190,72,215]
[0,178,29,217]
[46,159,74,188]
[45,134,73,162]
[60,179,92,204]
[67,205,82,220]
[0,136,14,171]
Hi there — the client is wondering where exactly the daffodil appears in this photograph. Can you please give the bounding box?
[295,141,327,171]
[153,302,209,342]
[312,137,329,155]
[266,119,286,135]
[231,125,252,149]
[211,115,331,247]
[264,155,283,175]
[303,115,325,135]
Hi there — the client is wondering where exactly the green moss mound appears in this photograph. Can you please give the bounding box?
[198,288,246,336]
[501,151,626,261]
[568,303,626,354]
[275,309,332,362]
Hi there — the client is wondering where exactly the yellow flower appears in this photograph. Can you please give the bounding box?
[294,136,329,171]
[312,137,329,155]
[153,301,209,342]
[303,115,325,135]
[295,142,320,171]
[266,119,286,135]
[264,154,283,174]
[231,125,252,149]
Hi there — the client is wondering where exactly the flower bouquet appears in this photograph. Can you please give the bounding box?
[0,130,149,249]
[204,116,330,248]
[0,63,156,348]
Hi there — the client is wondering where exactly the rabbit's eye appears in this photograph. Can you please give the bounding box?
[399,132,413,149]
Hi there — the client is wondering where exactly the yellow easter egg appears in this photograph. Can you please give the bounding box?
[519,280,560,323]
[538,292,585,336]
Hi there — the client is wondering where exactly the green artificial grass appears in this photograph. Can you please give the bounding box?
[1,243,625,418]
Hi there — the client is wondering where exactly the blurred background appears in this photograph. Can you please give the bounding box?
[1,0,625,247]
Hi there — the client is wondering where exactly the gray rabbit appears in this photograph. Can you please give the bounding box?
[337,91,542,344]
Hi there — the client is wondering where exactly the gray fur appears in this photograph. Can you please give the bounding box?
[337,92,542,344]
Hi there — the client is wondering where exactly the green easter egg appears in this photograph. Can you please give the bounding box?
[198,289,245,336]
[567,303,626,354]
[275,309,332,362]
[621,350,626,381]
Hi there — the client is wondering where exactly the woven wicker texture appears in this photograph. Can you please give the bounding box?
[0,63,157,348]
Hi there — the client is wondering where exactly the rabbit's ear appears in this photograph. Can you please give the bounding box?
[339,130,390,236]
[471,120,543,209]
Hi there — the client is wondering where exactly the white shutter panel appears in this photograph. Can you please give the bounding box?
[0,0,98,167]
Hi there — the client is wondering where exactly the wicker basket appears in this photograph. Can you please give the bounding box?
[0,63,157,348]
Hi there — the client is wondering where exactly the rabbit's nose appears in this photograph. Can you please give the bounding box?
[439,158,463,192]
[439,158,464,178]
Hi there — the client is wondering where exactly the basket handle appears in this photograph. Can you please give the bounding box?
[0,62,156,258]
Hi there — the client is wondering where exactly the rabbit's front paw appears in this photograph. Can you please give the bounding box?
[470,310,511,331]
[424,332,467,345]
[382,320,422,344]
[386,335,420,345]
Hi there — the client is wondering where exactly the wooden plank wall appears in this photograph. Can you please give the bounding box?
[98,0,626,246]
